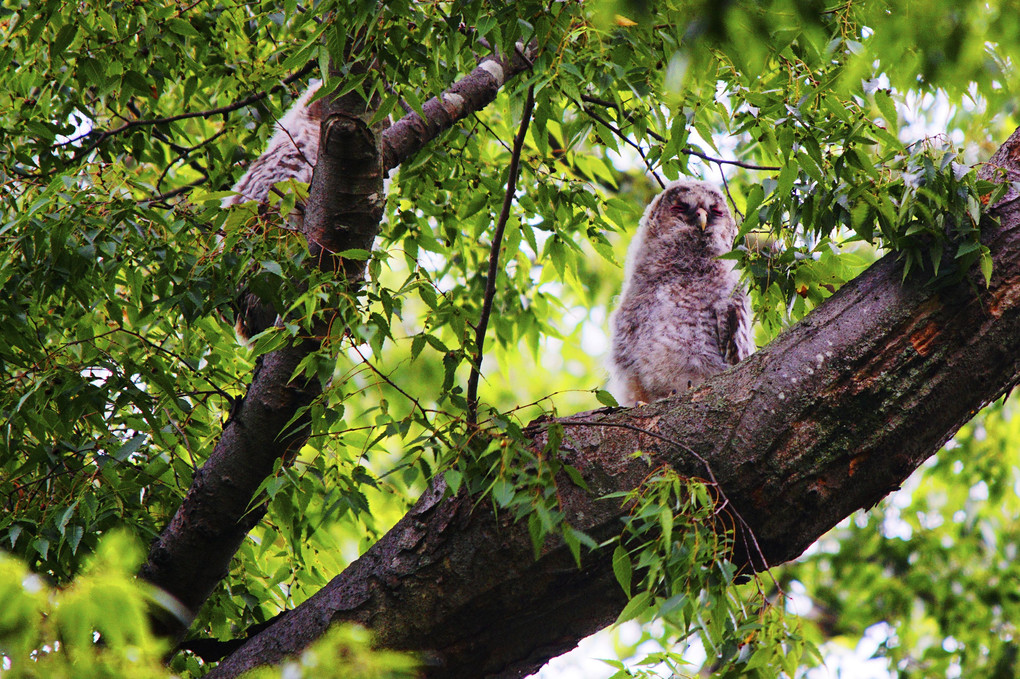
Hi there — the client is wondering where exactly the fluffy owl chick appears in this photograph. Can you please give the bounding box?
[222,80,323,208]
[608,179,753,406]
[222,82,323,339]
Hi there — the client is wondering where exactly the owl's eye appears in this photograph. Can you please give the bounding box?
[671,201,690,215]
[711,206,725,218]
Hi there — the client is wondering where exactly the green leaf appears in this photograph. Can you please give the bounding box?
[979,251,993,286]
[612,545,632,594]
[113,433,146,461]
[261,260,284,277]
[659,508,673,547]
[615,589,651,624]
[874,89,898,127]
[443,469,463,494]
[491,479,515,507]
[563,464,589,491]
[51,22,78,54]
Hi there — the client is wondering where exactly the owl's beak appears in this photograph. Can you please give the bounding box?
[696,207,708,231]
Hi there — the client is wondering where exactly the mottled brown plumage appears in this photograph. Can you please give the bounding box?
[222,82,323,339]
[222,81,323,208]
[608,179,753,406]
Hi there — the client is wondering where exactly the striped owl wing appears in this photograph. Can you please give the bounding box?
[719,292,753,365]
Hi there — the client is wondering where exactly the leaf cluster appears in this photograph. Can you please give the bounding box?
[606,470,818,677]
[1,0,1020,677]
[785,400,1020,678]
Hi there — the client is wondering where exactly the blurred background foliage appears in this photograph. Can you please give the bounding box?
[0,0,1018,676]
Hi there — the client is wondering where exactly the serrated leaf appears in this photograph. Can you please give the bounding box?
[563,464,589,491]
[612,545,632,594]
[659,508,673,547]
[874,89,897,127]
[410,333,426,360]
[8,524,22,548]
[52,22,78,54]
[980,251,993,286]
[955,239,981,258]
[114,433,146,461]
[491,479,515,507]
[443,469,463,494]
[167,18,200,38]
[67,526,84,555]
[775,163,796,200]
[261,260,284,277]
[615,589,651,624]
[56,503,77,535]
[528,512,544,558]
[563,527,582,566]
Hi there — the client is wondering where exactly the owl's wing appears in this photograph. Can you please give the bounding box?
[719,292,753,365]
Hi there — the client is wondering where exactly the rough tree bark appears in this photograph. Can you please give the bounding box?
[204,127,1020,679]
[138,48,536,641]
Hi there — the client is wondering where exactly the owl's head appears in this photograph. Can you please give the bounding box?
[644,179,736,252]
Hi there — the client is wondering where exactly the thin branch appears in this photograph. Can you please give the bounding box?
[68,63,316,158]
[580,94,666,144]
[719,167,744,222]
[467,85,536,424]
[147,175,209,204]
[153,127,229,197]
[580,97,780,173]
[685,147,780,172]
[126,100,211,182]
[582,105,665,188]
[349,344,436,431]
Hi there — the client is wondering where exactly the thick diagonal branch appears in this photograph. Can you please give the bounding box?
[207,127,1020,679]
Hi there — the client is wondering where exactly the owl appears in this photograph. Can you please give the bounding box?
[222,81,323,339]
[222,80,323,208]
[608,179,753,406]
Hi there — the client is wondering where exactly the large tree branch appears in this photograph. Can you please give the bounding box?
[206,128,1020,679]
[139,46,537,641]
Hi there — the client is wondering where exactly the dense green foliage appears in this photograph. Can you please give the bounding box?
[1,0,1019,677]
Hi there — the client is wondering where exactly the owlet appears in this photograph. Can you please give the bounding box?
[608,179,753,406]
[221,81,323,339]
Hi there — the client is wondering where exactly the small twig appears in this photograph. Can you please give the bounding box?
[579,97,781,173]
[471,114,513,154]
[719,168,744,221]
[66,63,316,159]
[581,95,667,144]
[147,175,209,204]
[349,344,435,431]
[555,417,774,574]
[685,147,780,172]
[583,105,665,189]
[127,100,211,181]
[513,42,535,69]
[153,127,229,196]
[466,85,536,425]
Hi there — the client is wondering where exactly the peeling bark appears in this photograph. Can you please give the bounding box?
[206,128,1020,679]
[381,50,534,172]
